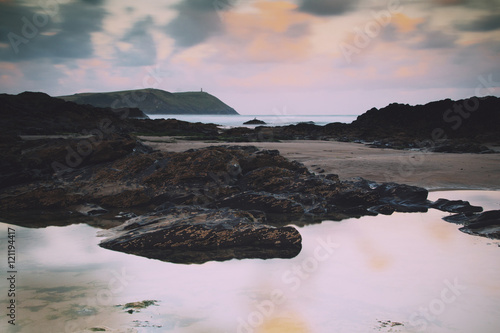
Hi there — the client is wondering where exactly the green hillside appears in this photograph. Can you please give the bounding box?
[58,88,239,115]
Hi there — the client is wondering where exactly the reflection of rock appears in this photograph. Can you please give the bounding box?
[123,300,158,309]
[99,207,302,264]
[121,300,158,313]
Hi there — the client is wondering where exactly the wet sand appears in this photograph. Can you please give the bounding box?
[140,138,500,191]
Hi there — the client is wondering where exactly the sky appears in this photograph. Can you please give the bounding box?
[0,0,499,115]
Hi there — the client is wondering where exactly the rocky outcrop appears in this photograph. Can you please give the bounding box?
[1,139,487,223]
[0,92,142,135]
[0,133,141,190]
[99,206,302,264]
[351,97,500,142]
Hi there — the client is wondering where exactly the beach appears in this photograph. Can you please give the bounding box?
[141,138,500,191]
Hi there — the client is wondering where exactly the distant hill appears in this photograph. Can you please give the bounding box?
[58,89,239,115]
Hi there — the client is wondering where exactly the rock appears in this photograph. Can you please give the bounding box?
[431,198,483,214]
[215,191,305,217]
[430,142,494,154]
[375,182,429,212]
[458,210,500,239]
[244,118,266,125]
[99,207,302,264]
[442,213,474,224]
[375,182,428,203]
[1,143,437,225]
[324,174,340,182]
[368,204,396,215]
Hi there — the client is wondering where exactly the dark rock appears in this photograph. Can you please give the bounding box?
[458,210,500,239]
[239,166,297,192]
[215,191,305,216]
[430,142,494,154]
[376,182,428,203]
[368,204,396,215]
[0,134,138,190]
[375,182,429,212]
[431,198,483,214]
[324,174,340,182]
[0,92,132,135]
[244,118,267,125]
[130,118,220,137]
[351,97,500,145]
[99,207,302,264]
[442,213,474,224]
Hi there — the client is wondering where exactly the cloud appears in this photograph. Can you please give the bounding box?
[115,16,157,66]
[297,0,360,16]
[431,0,500,8]
[416,29,458,49]
[391,13,424,33]
[285,22,310,38]
[457,13,500,32]
[377,16,458,50]
[0,0,107,62]
[168,1,314,64]
[207,1,312,63]
[165,0,227,48]
[0,1,40,52]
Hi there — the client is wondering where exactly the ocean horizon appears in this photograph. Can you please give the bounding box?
[147,114,358,127]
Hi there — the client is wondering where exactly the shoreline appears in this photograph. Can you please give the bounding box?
[139,137,500,192]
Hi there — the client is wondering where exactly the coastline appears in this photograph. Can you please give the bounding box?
[139,138,500,191]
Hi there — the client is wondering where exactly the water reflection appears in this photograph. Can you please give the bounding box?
[0,191,499,333]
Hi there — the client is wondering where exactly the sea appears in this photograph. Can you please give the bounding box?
[147,114,358,127]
